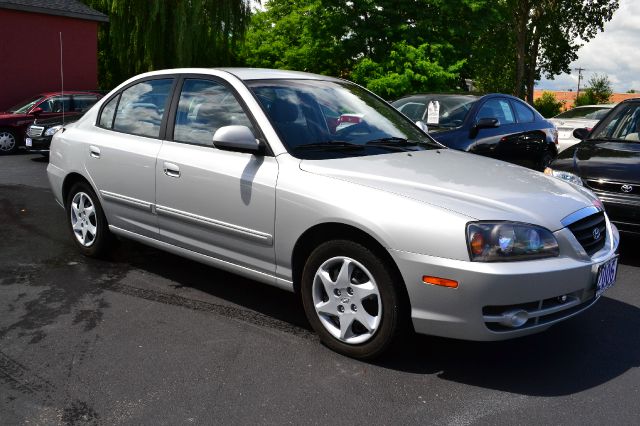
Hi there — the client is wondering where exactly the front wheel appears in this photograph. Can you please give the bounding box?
[0,129,18,154]
[301,240,407,359]
[66,182,112,257]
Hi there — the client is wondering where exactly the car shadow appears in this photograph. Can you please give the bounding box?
[103,236,640,398]
[374,295,640,396]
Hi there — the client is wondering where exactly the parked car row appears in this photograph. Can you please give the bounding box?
[45,68,623,359]
[0,91,101,155]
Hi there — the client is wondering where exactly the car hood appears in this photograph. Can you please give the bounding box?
[300,149,597,231]
[575,140,640,184]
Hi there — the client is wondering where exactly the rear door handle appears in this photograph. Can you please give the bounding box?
[163,162,180,178]
[89,145,101,158]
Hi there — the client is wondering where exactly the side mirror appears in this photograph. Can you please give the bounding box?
[470,117,500,138]
[415,120,429,133]
[31,107,43,116]
[573,127,589,140]
[212,125,263,154]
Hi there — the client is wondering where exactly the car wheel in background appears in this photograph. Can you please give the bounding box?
[301,240,407,359]
[0,129,18,154]
[539,150,556,171]
[66,182,113,257]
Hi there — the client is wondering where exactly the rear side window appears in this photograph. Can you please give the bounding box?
[106,78,174,138]
[73,95,99,112]
[477,99,515,125]
[512,100,535,123]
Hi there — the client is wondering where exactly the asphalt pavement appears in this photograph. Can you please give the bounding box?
[1,152,639,425]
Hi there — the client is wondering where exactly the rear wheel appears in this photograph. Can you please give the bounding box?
[301,240,407,359]
[0,129,18,154]
[66,182,112,257]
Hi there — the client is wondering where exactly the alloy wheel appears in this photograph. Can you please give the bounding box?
[311,256,382,344]
[0,131,16,152]
[70,192,98,247]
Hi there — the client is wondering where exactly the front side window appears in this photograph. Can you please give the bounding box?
[112,78,173,138]
[38,96,71,113]
[248,79,440,159]
[591,103,640,142]
[173,79,254,146]
[477,99,515,125]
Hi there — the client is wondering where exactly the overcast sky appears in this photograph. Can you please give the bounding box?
[538,0,639,93]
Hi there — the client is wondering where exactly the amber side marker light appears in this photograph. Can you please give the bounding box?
[422,276,459,289]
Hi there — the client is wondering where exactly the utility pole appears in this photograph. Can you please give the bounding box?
[575,67,586,101]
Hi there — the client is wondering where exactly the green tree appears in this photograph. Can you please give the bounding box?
[82,0,253,89]
[575,73,613,105]
[502,0,619,103]
[534,91,564,117]
[350,42,465,98]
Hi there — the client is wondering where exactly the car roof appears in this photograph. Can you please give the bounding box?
[38,91,101,97]
[571,104,616,108]
[130,67,343,83]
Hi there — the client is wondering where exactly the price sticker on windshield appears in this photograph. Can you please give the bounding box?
[427,101,440,125]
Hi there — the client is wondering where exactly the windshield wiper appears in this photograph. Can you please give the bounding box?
[367,137,442,150]
[293,140,364,151]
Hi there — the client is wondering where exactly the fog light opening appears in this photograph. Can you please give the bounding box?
[557,295,568,304]
[500,309,529,328]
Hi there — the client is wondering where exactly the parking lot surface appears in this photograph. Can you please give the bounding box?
[1,153,639,425]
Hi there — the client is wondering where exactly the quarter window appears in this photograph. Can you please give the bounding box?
[512,100,535,123]
[99,94,119,129]
[477,99,515,125]
[173,79,255,146]
[112,79,173,138]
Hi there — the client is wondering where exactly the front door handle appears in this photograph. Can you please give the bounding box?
[89,145,101,158]
[163,162,180,178]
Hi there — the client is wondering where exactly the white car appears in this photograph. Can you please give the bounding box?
[549,104,615,152]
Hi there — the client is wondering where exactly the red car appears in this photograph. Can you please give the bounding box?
[0,91,102,154]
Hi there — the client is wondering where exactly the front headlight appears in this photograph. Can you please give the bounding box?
[544,167,583,186]
[44,125,63,136]
[466,222,559,262]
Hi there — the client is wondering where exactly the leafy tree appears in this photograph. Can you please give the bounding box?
[350,42,465,98]
[501,0,619,103]
[575,73,613,105]
[628,89,637,94]
[82,0,253,89]
[534,91,564,117]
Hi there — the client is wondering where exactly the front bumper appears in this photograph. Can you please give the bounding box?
[25,136,52,152]
[391,219,619,341]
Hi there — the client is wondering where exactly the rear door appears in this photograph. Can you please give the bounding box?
[155,76,278,276]
[84,77,175,238]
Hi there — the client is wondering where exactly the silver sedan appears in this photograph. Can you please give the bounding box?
[47,68,619,359]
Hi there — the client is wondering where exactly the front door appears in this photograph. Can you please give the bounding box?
[155,77,278,276]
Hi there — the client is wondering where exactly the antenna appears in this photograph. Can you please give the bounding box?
[59,32,64,124]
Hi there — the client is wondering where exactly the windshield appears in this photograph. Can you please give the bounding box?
[554,106,611,120]
[7,96,45,114]
[590,103,640,142]
[392,95,477,128]
[247,79,441,159]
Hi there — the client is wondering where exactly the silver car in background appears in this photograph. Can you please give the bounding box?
[550,104,615,152]
[47,68,619,359]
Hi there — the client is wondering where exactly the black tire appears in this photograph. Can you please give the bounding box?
[539,149,555,171]
[301,239,408,359]
[0,128,19,154]
[65,181,113,257]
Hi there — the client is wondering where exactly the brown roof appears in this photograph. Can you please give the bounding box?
[0,0,108,22]
[533,90,638,109]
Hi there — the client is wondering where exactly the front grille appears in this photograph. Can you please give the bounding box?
[27,126,44,137]
[586,179,638,197]
[567,211,606,256]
